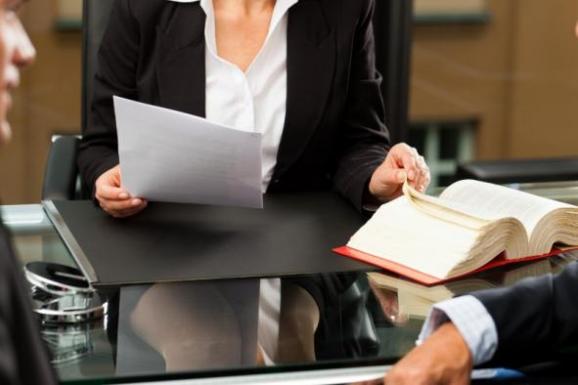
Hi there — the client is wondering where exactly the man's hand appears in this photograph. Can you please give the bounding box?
[369,143,430,201]
[385,323,473,385]
[95,165,147,218]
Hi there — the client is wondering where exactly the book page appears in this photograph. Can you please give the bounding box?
[347,197,481,279]
[439,180,574,236]
[403,182,490,230]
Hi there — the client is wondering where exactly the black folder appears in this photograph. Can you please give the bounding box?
[43,193,369,287]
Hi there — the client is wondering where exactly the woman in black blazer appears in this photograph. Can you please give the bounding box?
[78,0,430,218]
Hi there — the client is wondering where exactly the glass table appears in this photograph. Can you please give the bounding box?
[4,181,578,385]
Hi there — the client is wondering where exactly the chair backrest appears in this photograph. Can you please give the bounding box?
[81,0,116,133]
[373,0,413,144]
[42,135,82,200]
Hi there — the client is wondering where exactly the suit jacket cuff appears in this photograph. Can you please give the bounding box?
[418,295,498,366]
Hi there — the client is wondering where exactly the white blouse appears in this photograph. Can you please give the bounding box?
[170,0,298,192]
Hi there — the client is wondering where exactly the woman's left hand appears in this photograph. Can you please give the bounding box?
[368,143,431,201]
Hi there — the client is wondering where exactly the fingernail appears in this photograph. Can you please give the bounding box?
[132,198,141,206]
[398,170,407,182]
[407,170,416,180]
[119,192,128,199]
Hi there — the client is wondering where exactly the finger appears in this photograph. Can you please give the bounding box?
[404,153,425,186]
[107,202,148,218]
[380,168,408,187]
[118,200,148,216]
[100,197,144,212]
[416,155,427,170]
[389,143,412,167]
[413,156,430,191]
[104,202,147,218]
[411,176,428,193]
[97,184,131,200]
[397,149,419,182]
[418,171,432,192]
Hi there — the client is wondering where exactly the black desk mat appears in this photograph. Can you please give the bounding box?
[44,193,369,286]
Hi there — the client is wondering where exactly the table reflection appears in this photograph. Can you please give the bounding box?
[367,253,578,327]
[114,272,379,375]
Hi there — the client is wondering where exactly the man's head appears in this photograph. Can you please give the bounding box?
[0,0,35,145]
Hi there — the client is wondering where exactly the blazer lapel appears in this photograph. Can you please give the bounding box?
[274,0,336,179]
[156,3,206,117]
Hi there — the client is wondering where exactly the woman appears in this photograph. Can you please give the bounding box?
[78,0,430,218]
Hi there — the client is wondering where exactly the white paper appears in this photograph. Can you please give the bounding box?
[113,96,263,208]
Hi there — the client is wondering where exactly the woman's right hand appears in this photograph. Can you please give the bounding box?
[95,165,147,218]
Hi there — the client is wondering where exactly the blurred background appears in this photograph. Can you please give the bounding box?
[1,0,578,203]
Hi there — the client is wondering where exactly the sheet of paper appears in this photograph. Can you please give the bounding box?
[113,96,263,208]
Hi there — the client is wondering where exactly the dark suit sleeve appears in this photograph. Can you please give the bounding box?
[472,261,578,362]
[77,0,140,197]
[0,223,57,385]
[333,0,390,210]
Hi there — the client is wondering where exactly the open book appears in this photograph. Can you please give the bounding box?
[367,259,556,320]
[335,179,578,285]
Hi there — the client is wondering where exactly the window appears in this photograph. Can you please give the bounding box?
[409,120,476,188]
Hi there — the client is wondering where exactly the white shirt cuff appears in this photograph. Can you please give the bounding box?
[418,295,498,366]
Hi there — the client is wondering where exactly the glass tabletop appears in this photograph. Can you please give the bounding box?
[4,181,578,384]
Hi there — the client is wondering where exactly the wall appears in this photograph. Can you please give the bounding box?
[507,0,578,157]
[0,1,82,204]
[410,0,578,160]
[410,0,516,159]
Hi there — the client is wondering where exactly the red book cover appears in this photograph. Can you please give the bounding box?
[333,245,578,286]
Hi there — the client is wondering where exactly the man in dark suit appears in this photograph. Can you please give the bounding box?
[382,21,578,383]
[0,0,58,384]
[384,261,578,385]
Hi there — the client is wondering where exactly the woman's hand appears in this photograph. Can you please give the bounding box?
[95,165,147,218]
[369,143,431,202]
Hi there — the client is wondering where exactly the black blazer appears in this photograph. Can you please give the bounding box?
[0,220,57,385]
[77,0,390,210]
[472,261,578,363]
